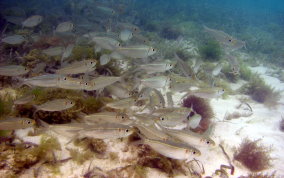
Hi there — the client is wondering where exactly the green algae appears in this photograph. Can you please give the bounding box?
[68,148,94,165]
[71,46,95,61]
[73,137,107,155]
[199,40,222,61]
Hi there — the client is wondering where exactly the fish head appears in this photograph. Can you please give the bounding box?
[118,127,134,137]
[186,148,201,157]
[21,118,36,128]
[200,137,216,147]
[85,60,97,68]
[116,113,129,121]
[217,88,225,96]
[64,100,75,108]
[147,47,156,56]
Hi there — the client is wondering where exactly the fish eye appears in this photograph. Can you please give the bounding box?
[160,117,164,121]
[189,111,195,117]
[27,120,31,124]
[85,82,88,86]
[90,61,93,64]
[125,129,129,132]
[206,141,210,144]
[228,39,232,42]
[70,101,73,104]
[64,77,67,80]
[122,116,125,119]
[152,48,155,52]
[222,89,225,92]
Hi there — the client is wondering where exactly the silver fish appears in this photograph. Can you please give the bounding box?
[184,88,225,99]
[14,94,35,105]
[56,21,74,33]
[0,65,29,76]
[96,6,116,16]
[119,29,133,42]
[61,44,74,62]
[85,76,121,91]
[1,35,25,45]
[157,112,187,128]
[162,128,215,148]
[99,54,111,65]
[139,136,201,160]
[79,112,131,125]
[135,124,170,141]
[139,60,174,74]
[92,37,121,51]
[22,74,61,87]
[105,98,136,110]
[0,117,35,130]
[35,99,75,111]
[115,45,156,59]
[141,76,169,89]
[212,63,223,76]
[106,83,132,99]
[166,92,174,107]
[22,15,43,27]
[75,123,134,139]
[56,60,96,75]
[42,46,64,56]
[58,76,86,90]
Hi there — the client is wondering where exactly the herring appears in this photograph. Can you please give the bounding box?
[119,29,133,42]
[115,45,156,59]
[0,117,35,130]
[1,35,25,45]
[42,46,64,56]
[35,99,75,111]
[0,65,29,76]
[56,60,96,75]
[22,15,43,27]
[55,21,74,33]
[141,76,169,89]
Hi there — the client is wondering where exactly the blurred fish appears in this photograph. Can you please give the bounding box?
[116,22,140,33]
[166,92,174,107]
[109,51,124,60]
[0,65,29,76]
[184,88,225,99]
[22,15,43,27]
[1,35,25,45]
[61,44,74,62]
[212,63,222,76]
[4,16,25,25]
[42,46,64,56]
[56,60,96,75]
[135,124,170,141]
[99,54,111,65]
[106,83,132,99]
[119,29,133,42]
[35,99,75,111]
[85,76,120,91]
[115,45,156,59]
[133,113,156,126]
[175,53,193,78]
[227,54,240,75]
[162,128,215,148]
[187,111,202,129]
[138,87,152,100]
[139,60,174,74]
[92,36,121,51]
[14,94,35,105]
[79,111,132,125]
[0,117,35,130]
[55,21,74,33]
[150,89,165,108]
[204,26,246,50]
[141,76,169,88]
[96,6,116,16]
[105,98,136,110]
[157,112,187,128]
[137,136,201,160]
[58,76,86,90]
[21,74,61,87]
[75,123,134,139]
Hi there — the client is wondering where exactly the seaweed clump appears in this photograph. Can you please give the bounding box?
[160,26,182,40]
[234,139,272,172]
[199,40,222,61]
[183,95,214,133]
[240,75,280,107]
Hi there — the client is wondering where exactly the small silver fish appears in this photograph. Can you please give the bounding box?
[139,60,174,74]
[106,83,132,99]
[42,46,64,56]
[79,112,131,125]
[75,123,134,139]
[119,29,133,42]
[92,37,121,51]
[141,76,169,89]
[0,65,29,76]
[184,88,225,99]
[162,128,215,148]
[35,99,75,111]
[85,76,121,91]
[96,6,116,16]
[14,95,35,105]
[135,124,170,141]
[139,136,201,161]
[116,45,156,59]
[22,74,61,87]
[61,44,74,62]
[1,35,25,45]
[105,98,136,110]
[157,112,187,128]
[212,63,223,76]
[56,60,96,75]
[56,21,74,33]
[22,15,43,27]
[58,76,86,90]
[0,117,35,130]
[99,54,111,65]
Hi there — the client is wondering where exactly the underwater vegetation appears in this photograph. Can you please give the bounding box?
[160,25,182,40]
[182,95,214,133]
[0,97,13,118]
[240,75,280,107]
[222,61,253,83]
[199,40,222,61]
[0,135,61,175]
[234,139,272,172]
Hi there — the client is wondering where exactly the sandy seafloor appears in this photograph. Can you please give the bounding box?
[0,42,283,177]
[8,64,282,178]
